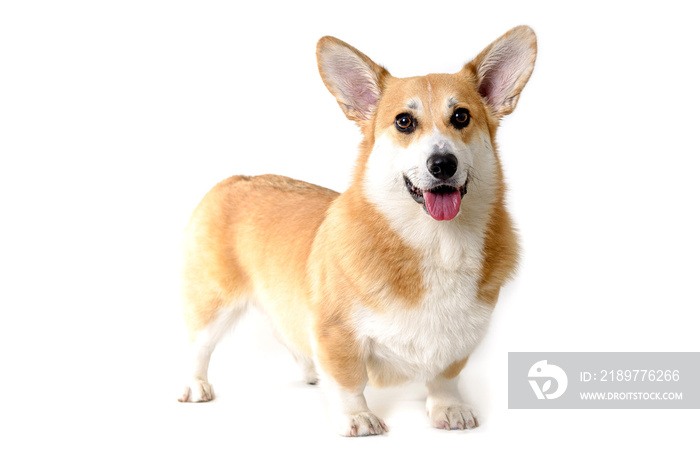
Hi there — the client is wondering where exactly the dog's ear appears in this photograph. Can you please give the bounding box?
[317,37,389,123]
[465,26,537,118]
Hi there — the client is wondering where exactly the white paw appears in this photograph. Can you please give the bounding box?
[178,379,214,402]
[302,367,319,385]
[428,404,478,430]
[334,411,388,437]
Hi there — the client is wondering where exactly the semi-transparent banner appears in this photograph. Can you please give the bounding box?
[508,352,700,409]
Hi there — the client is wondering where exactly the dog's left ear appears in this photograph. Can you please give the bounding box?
[465,26,537,118]
[316,36,390,124]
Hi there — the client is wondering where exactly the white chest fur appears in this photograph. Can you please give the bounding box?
[354,235,494,384]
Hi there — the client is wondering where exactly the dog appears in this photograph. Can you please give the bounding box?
[178,26,537,437]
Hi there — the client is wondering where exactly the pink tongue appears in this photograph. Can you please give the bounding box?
[424,190,462,221]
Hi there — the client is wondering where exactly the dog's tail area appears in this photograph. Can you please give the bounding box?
[178,176,253,402]
[181,176,253,339]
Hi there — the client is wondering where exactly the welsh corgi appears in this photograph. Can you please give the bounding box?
[178,26,537,437]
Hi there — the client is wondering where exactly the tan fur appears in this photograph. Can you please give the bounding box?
[182,175,338,350]
[181,28,535,421]
[442,357,470,380]
[308,184,426,388]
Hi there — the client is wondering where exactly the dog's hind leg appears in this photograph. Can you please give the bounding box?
[178,299,247,402]
[289,348,319,385]
[177,176,253,402]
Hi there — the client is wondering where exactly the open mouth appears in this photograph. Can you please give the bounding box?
[403,175,468,221]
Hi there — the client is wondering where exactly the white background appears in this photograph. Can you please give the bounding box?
[1,1,699,465]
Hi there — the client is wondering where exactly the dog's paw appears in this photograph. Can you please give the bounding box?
[428,404,478,431]
[301,367,319,385]
[334,411,388,437]
[178,379,214,402]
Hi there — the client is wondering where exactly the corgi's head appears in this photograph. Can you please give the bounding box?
[317,26,536,223]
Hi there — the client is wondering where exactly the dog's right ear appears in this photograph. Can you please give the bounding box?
[316,37,389,124]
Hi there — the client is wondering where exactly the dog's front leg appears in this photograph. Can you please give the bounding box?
[314,325,387,436]
[323,377,387,437]
[426,358,478,430]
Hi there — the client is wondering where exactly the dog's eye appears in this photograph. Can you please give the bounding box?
[451,108,470,129]
[395,113,415,133]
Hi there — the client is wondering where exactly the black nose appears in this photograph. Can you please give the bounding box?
[427,153,458,181]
